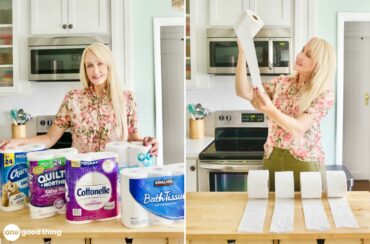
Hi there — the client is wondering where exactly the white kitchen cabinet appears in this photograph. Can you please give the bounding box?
[31,0,109,35]
[186,159,197,192]
[0,0,19,94]
[209,0,292,27]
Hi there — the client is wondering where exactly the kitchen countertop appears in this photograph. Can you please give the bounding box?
[186,137,214,159]
[0,209,183,239]
[186,192,370,240]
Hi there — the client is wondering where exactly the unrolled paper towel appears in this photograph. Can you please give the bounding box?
[120,168,149,228]
[300,172,329,231]
[234,10,264,90]
[270,171,294,233]
[326,171,359,228]
[238,170,269,233]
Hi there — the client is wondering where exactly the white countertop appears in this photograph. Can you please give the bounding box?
[186,137,214,159]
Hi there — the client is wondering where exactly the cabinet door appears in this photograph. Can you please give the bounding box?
[186,159,197,192]
[31,0,68,35]
[210,0,250,26]
[68,0,109,34]
[250,0,291,27]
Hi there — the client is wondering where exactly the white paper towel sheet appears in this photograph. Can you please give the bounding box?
[238,170,269,233]
[326,171,359,228]
[300,172,330,231]
[234,10,264,90]
[270,171,294,233]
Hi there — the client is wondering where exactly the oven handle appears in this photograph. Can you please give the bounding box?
[198,163,263,172]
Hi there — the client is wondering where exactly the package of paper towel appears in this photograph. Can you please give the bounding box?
[27,148,78,219]
[65,152,119,223]
[120,163,184,228]
[0,144,45,212]
[105,141,154,169]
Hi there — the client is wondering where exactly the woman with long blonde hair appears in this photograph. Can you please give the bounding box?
[1,42,158,155]
[236,37,336,190]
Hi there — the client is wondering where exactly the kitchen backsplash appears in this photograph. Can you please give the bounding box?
[0,82,81,140]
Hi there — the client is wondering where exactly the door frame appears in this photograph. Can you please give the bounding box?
[153,17,184,165]
[336,12,370,166]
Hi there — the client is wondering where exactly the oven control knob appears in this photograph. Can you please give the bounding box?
[190,166,196,171]
[226,115,232,121]
[40,120,45,126]
[219,115,224,121]
[47,120,53,126]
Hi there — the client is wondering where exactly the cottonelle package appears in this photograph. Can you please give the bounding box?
[27,148,78,219]
[120,164,184,228]
[0,144,45,211]
[65,152,119,224]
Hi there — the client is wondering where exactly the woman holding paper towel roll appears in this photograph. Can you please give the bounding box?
[0,43,158,155]
[236,37,335,191]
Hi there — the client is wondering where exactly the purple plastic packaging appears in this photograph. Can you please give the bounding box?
[65,152,119,223]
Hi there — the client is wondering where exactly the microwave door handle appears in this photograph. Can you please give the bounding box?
[268,39,273,71]
[198,163,262,172]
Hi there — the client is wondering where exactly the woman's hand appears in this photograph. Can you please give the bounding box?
[0,139,24,150]
[143,136,158,157]
[251,87,275,114]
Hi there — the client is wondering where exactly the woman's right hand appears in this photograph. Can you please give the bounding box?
[0,138,24,150]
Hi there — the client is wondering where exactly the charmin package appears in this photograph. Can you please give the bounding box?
[27,148,78,219]
[0,144,45,212]
[105,141,154,168]
[120,164,184,228]
[65,152,119,224]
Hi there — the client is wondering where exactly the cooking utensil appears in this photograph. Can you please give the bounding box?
[10,110,18,125]
[187,104,196,120]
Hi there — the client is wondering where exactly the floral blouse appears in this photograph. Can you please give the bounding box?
[54,87,138,153]
[263,75,334,163]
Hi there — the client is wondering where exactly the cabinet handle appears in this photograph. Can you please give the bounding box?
[68,24,73,29]
[62,24,67,29]
[190,166,196,171]
[365,92,369,106]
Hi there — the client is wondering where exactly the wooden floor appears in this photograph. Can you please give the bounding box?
[353,180,370,191]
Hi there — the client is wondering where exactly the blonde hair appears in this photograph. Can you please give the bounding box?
[80,42,128,140]
[297,37,336,114]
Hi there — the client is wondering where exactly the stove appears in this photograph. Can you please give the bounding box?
[197,110,268,192]
[36,115,72,149]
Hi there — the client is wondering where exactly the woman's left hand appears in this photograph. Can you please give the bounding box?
[143,136,158,157]
[251,87,275,114]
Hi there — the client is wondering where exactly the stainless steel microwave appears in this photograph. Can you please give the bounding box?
[207,28,292,75]
[28,36,109,81]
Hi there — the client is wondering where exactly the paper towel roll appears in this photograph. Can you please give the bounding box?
[270,171,294,233]
[147,167,174,225]
[326,171,347,198]
[234,9,264,90]
[275,171,294,199]
[120,168,149,228]
[128,142,153,168]
[105,142,130,168]
[247,170,269,199]
[300,172,322,199]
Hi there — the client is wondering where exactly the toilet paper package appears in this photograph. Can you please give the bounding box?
[105,141,154,169]
[0,144,45,212]
[27,148,78,219]
[120,164,184,228]
[65,152,119,224]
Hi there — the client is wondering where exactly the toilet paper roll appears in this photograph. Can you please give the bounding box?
[54,148,78,158]
[326,171,359,228]
[166,163,184,176]
[27,150,55,162]
[300,172,329,231]
[120,168,149,228]
[238,170,269,233]
[147,167,174,225]
[247,170,269,199]
[23,143,46,152]
[105,141,130,168]
[300,172,322,199]
[270,171,294,233]
[234,9,264,90]
[128,142,153,168]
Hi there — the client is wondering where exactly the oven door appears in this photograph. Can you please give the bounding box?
[29,45,87,81]
[198,162,263,192]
